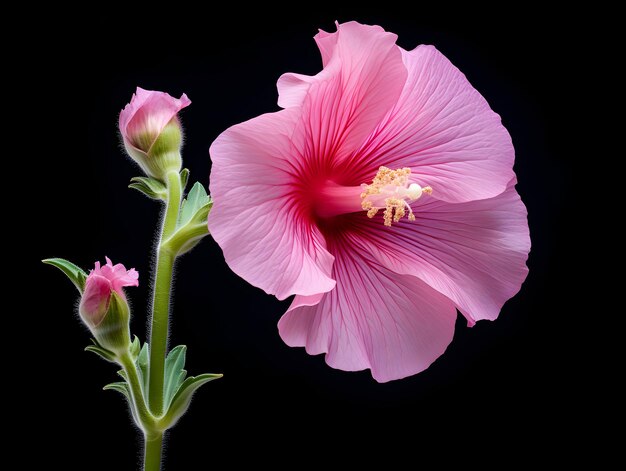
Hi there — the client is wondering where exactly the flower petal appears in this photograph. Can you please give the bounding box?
[79,274,112,327]
[351,45,514,202]
[279,239,457,382]
[208,110,336,300]
[360,180,530,325]
[120,87,190,149]
[278,21,407,165]
[314,24,340,67]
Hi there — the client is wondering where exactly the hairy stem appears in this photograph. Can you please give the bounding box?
[148,170,182,416]
[119,354,152,432]
[119,353,162,470]
[144,433,164,471]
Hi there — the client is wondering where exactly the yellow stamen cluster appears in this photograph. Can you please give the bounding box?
[361,166,432,227]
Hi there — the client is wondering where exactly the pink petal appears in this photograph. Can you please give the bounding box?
[351,45,514,202]
[279,240,457,382]
[79,274,112,327]
[276,73,316,109]
[278,21,407,164]
[361,180,530,325]
[314,24,340,67]
[119,87,190,150]
[93,257,138,294]
[208,110,336,300]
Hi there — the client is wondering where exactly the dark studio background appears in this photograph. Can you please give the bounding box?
[27,4,580,468]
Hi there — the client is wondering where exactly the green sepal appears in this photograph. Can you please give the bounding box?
[180,168,190,191]
[42,258,87,293]
[85,338,117,363]
[129,176,167,201]
[92,292,131,355]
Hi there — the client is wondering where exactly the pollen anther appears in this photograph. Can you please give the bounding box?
[361,166,432,226]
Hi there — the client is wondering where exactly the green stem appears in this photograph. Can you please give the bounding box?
[119,354,153,431]
[144,433,164,471]
[148,171,182,416]
[119,354,162,470]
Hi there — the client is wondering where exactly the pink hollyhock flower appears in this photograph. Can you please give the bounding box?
[208,22,530,382]
[119,87,191,180]
[80,257,139,327]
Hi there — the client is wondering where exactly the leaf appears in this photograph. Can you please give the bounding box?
[129,176,167,201]
[162,373,222,428]
[103,381,130,400]
[136,342,150,391]
[104,381,140,426]
[180,168,190,191]
[164,346,188,409]
[168,182,212,255]
[130,335,141,360]
[85,339,117,363]
[178,182,211,229]
[42,258,88,293]
[104,382,127,393]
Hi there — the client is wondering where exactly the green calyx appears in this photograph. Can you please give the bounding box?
[92,291,132,356]
[127,120,183,182]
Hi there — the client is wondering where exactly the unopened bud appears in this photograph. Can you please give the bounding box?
[119,87,190,181]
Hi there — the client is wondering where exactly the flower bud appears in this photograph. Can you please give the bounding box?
[79,257,139,355]
[119,87,191,181]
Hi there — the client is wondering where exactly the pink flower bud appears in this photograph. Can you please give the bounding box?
[79,257,138,354]
[119,87,191,180]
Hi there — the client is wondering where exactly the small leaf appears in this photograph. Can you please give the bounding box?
[130,335,141,360]
[168,183,212,255]
[164,346,188,408]
[170,221,211,256]
[129,176,167,201]
[180,168,190,190]
[85,342,117,363]
[162,373,222,428]
[117,369,128,381]
[103,381,130,400]
[178,182,211,229]
[104,382,140,426]
[137,342,150,391]
[43,258,88,292]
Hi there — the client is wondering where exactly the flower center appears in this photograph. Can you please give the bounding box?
[360,166,432,226]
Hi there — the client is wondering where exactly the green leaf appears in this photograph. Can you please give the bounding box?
[85,339,117,363]
[117,369,128,381]
[103,381,140,426]
[136,342,150,392]
[180,168,190,191]
[130,335,141,360]
[178,182,211,229]
[167,182,212,255]
[129,176,167,201]
[103,381,130,400]
[164,346,188,409]
[162,373,222,428]
[42,258,88,293]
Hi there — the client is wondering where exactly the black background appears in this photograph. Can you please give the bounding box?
[30,5,578,468]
